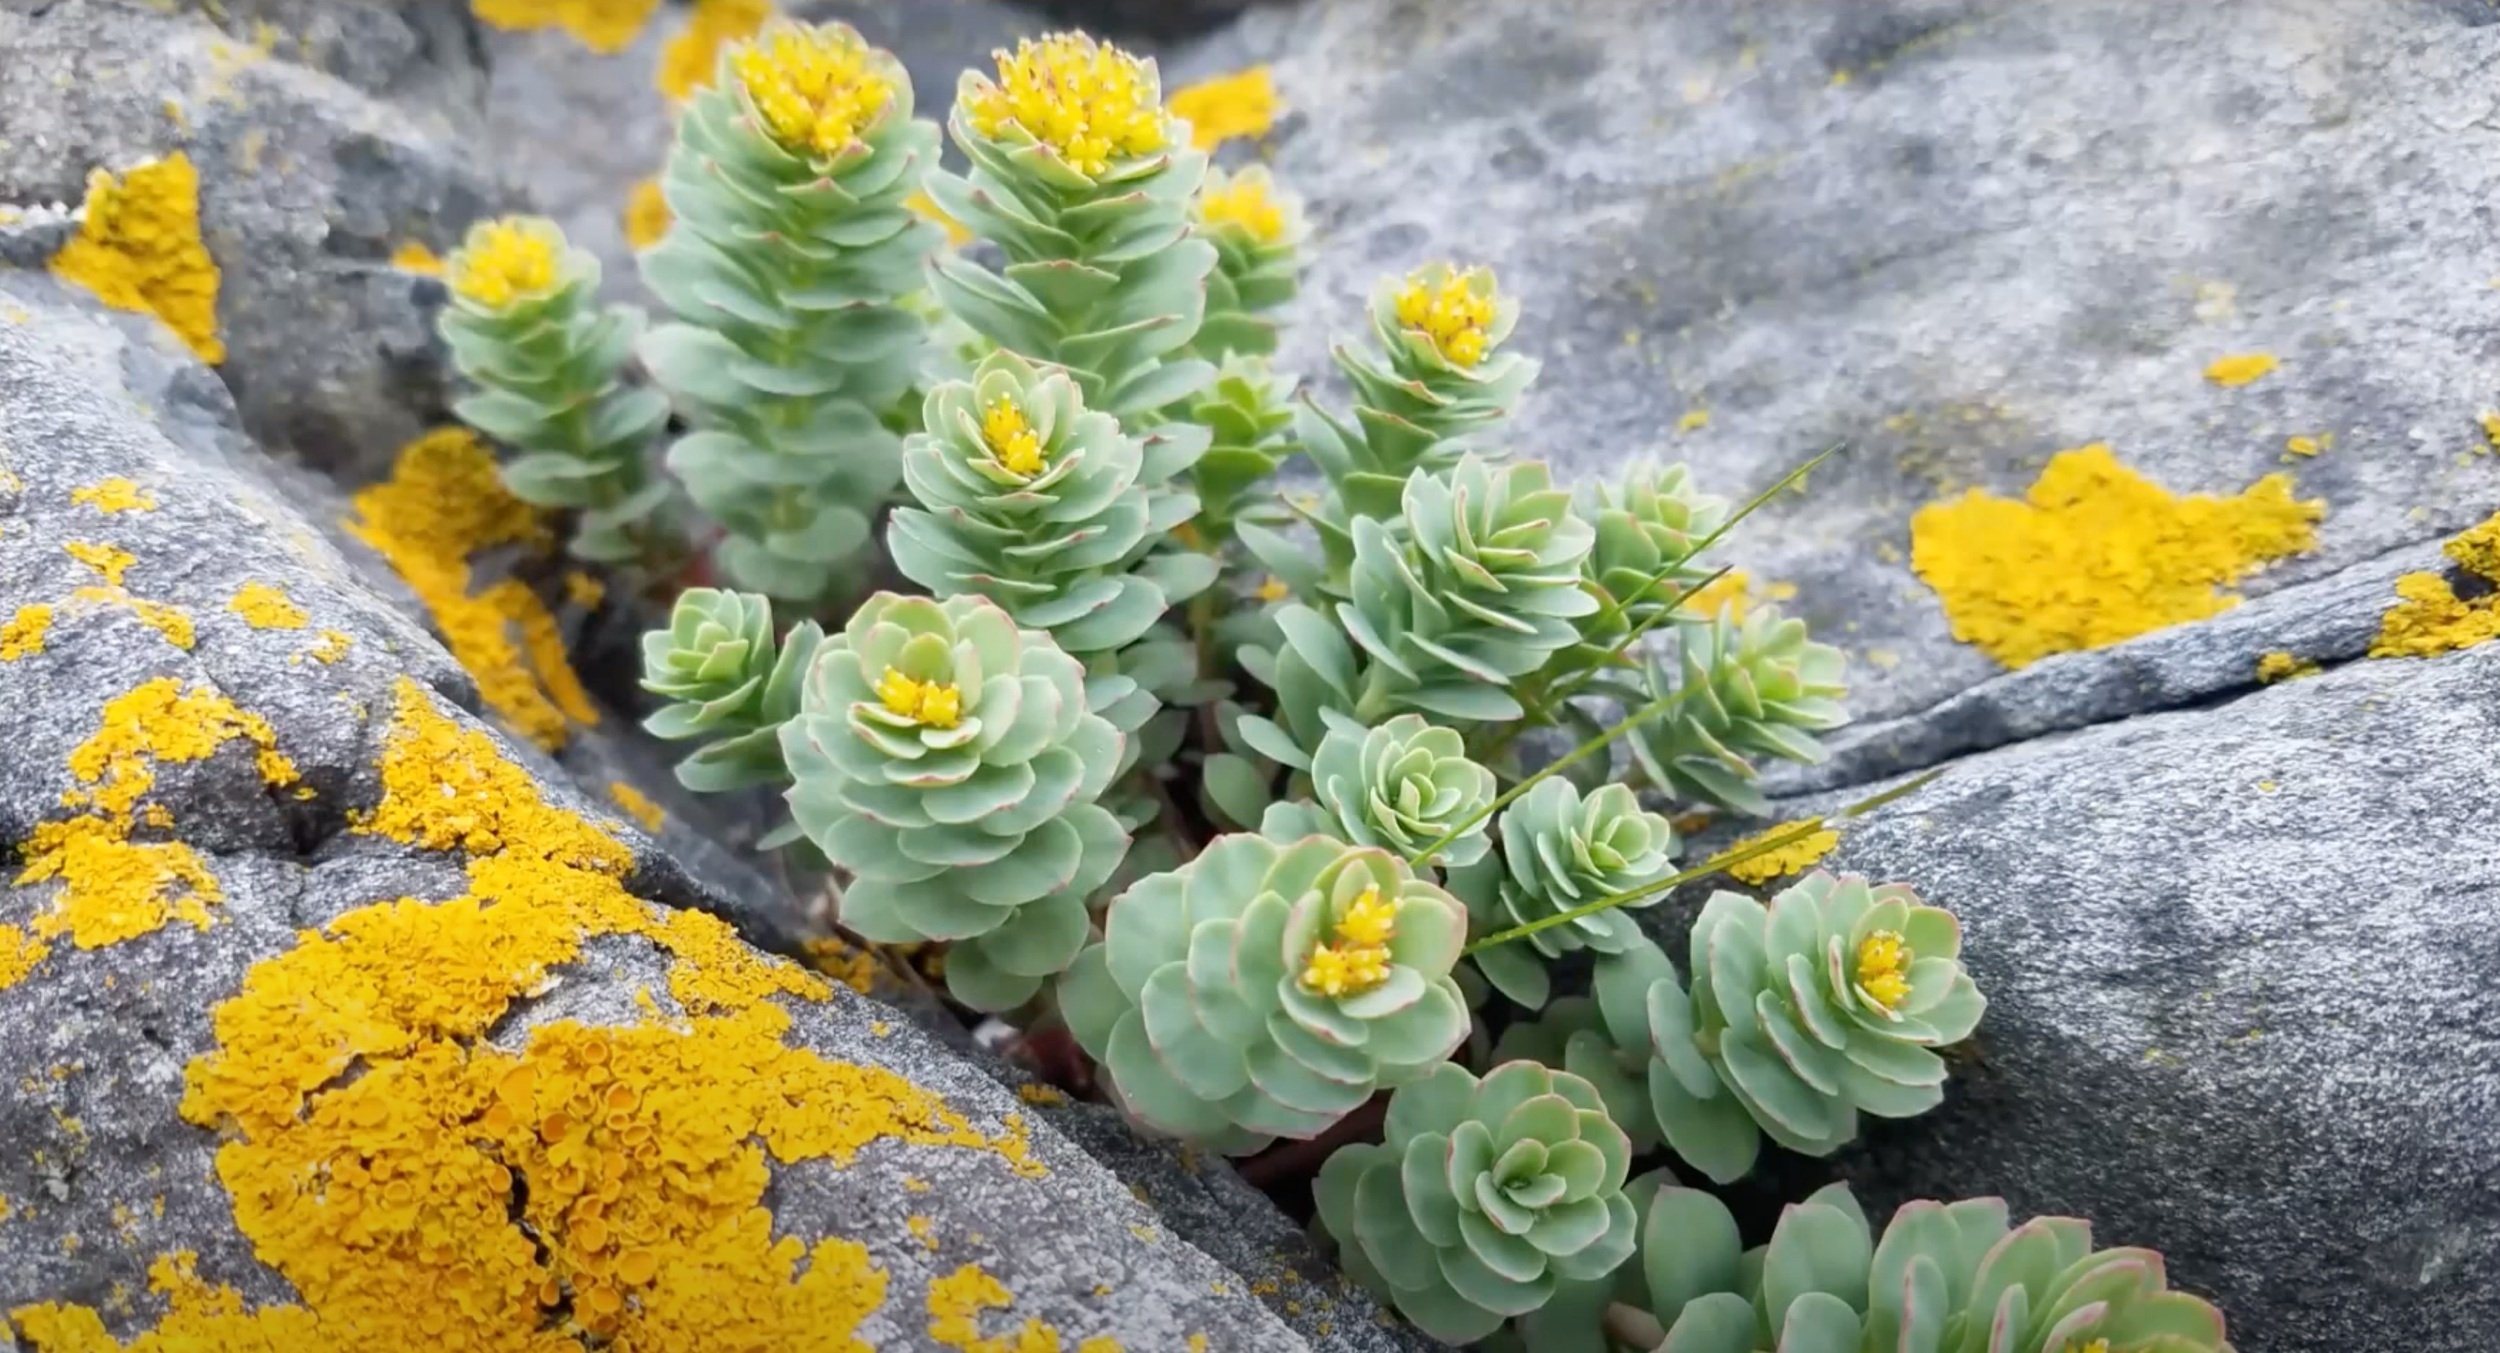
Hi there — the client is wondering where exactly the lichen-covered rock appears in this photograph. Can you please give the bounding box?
[0,274,1420,1350]
[1230,0,2500,779]
[1656,641,2500,1353]
[0,0,511,482]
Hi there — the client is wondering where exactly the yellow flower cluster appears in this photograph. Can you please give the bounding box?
[981,394,1048,478]
[1854,929,1913,1012]
[876,667,963,729]
[449,218,560,309]
[1198,170,1288,244]
[1393,266,1498,368]
[965,33,1168,178]
[732,24,896,158]
[1298,886,1398,998]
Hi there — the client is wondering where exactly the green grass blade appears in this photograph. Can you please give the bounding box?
[1406,684,1699,871]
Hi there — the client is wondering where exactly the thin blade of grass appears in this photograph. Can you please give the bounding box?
[1460,767,1944,956]
[1407,684,1699,870]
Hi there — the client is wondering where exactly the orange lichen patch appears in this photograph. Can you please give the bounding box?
[2371,510,2500,659]
[226,581,308,629]
[3,679,298,993]
[803,936,882,996]
[64,541,137,587]
[1,604,52,661]
[469,0,663,54]
[387,240,445,276]
[49,152,225,364]
[70,478,157,514]
[1910,444,2324,669]
[624,177,672,250]
[345,429,597,750]
[1169,66,1279,150]
[2203,352,2277,387]
[6,679,1045,1349]
[1722,819,1840,886]
[2255,650,2318,683]
[607,781,665,831]
[657,0,769,101]
[929,1263,1067,1353]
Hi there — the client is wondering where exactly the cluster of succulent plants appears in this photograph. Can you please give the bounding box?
[433,16,2231,1348]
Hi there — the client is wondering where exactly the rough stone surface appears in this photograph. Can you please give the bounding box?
[1241,0,2500,777]
[0,274,1418,1350]
[0,0,511,484]
[1649,639,2500,1353]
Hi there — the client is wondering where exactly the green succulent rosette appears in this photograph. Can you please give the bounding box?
[1488,941,1684,1155]
[438,215,672,564]
[1057,833,1471,1152]
[1259,711,1496,868]
[778,592,1127,1012]
[1451,778,1681,1009]
[1622,603,1850,818]
[639,588,824,795]
[1184,354,1299,548]
[1644,872,1985,1183]
[1190,163,1306,361]
[1576,459,1732,650]
[1314,1061,1638,1346]
[637,19,941,602]
[889,350,1213,660]
[926,32,1219,423]
[1575,1182,2233,1353]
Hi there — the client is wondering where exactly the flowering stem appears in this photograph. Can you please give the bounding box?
[1407,684,1699,872]
[1459,768,1945,956]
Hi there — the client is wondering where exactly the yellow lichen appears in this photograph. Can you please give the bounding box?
[929,1263,1065,1353]
[657,0,769,101]
[2283,433,2326,458]
[225,581,307,630]
[1722,819,1840,886]
[1,605,52,661]
[1168,66,1278,151]
[2203,352,2277,387]
[2371,509,2500,659]
[804,936,883,996]
[731,22,897,158]
[965,33,1167,178]
[49,152,225,364]
[469,0,662,54]
[1910,444,2324,669]
[1677,569,1797,624]
[1676,407,1713,434]
[63,587,195,650]
[387,240,444,276]
[1016,1083,1067,1107]
[64,541,137,587]
[70,478,157,514]
[2254,650,2317,684]
[562,570,607,610]
[305,629,353,665]
[344,429,597,750]
[449,217,562,310]
[623,177,672,251]
[607,781,666,831]
[19,679,1050,1350]
[1393,265,1498,368]
[909,1214,941,1251]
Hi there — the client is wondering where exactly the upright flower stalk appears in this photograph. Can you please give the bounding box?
[638,19,942,602]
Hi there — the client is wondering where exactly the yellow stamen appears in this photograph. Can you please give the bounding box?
[449,219,560,309]
[1392,266,1498,368]
[1298,886,1398,997]
[731,24,896,158]
[964,32,1168,178]
[874,667,963,730]
[1855,929,1913,1012]
[1333,885,1397,948]
[1198,171,1287,244]
[980,395,1048,478]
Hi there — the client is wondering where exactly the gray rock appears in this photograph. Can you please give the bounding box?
[1250,0,2500,778]
[0,0,511,484]
[1649,638,2500,1353]
[0,273,1409,1349]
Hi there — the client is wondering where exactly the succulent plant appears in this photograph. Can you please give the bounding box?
[1451,778,1681,1009]
[926,31,1219,422]
[1489,942,1684,1154]
[1645,872,1985,1183]
[1623,604,1850,818]
[1259,711,1497,868]
[1314,1061,1639,1346]
[639,588,825,795]
[1577,459,1732,648]
[1605,1182,2233,1353]
[1184,354,1300,549]
[637,19,941,601]
[778,592,1127,1011]
[436,215,672,563]
[1057,833,1471,1152]
[888,349,1213,660]
[1190,164,1306,361]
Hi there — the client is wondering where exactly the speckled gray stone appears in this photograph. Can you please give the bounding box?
[1649,639,2500,1353]
[1236,0,2500,781]
[0,273,1416,1349]
[0,0,510,484]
